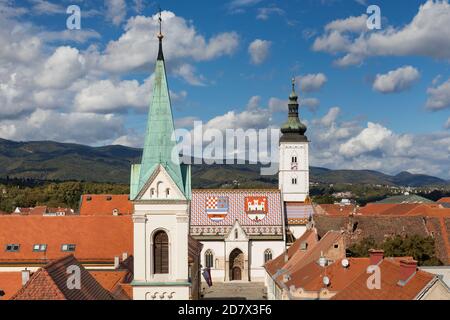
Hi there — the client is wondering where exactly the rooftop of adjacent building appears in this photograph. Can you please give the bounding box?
[0,215,132,265]
[266,231,446,299]
[79,194,133,216]
[10,255,122,300]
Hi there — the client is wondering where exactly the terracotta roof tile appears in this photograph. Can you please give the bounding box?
[0,272,23,300]
[332,259,435,300]
[316,204,356,216]
[286,258,371,292]
[79,195,133,216]
[0,215,133,264]
[190,189,283,228]
[437,198,450,204]
[11,255,114,300]
[265,229,318,275]
[90,270,132,300]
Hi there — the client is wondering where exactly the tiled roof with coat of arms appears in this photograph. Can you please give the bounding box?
[190,189,284,237]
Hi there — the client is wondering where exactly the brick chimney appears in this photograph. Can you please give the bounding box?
[369,249,384,265]
[399,260,417,284]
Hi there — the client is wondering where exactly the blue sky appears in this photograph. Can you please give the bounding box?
[1,0,449,178]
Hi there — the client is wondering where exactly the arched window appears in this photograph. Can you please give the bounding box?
[292,177,298,185]
[153,231,169,274]
[205,250,214,268]
[235,229,238,239]
[264,249,273,263]
[292,156,297,163]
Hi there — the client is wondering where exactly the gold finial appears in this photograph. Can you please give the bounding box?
[157,6,163,40]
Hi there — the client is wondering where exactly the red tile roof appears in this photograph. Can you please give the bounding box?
[15,206,74,216]
[90,270,132,300]
[79,195,133,216]
[357,203,421,216]
[332,259,436,300]
[356,203,450,217]
[0,215,133,264]
[438,198,450,204]
[265,229,318,276]
[11,255,114,300]
[0,272,23,300]
[315,204,356,216]
[286,258,371,293]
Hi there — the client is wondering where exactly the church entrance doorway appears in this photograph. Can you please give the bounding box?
[229,248,244,281]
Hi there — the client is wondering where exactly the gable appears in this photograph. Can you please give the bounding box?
[135,165,186,201]
[225,220,249,242]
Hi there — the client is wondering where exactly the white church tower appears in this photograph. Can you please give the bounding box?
[129,13,192,300]
[279,79,309,203]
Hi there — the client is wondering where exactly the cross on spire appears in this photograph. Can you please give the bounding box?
[156,7,164,61]
[157,7,163,40]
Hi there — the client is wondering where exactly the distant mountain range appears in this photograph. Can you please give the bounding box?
[0,138,448,188]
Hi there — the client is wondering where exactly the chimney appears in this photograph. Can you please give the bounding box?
[21,269,30,286]
[399,260,417,284]
[122,252,128,261]
[369,249,384,265]
[114,256,120,269]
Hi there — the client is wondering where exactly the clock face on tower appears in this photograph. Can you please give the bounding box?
[291,162,298,170]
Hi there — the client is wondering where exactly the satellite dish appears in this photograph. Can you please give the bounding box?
[323,276,330,286]
[341,259,350,268]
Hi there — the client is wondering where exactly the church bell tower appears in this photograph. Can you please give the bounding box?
[278,79,310,203]
[130,11,192,300]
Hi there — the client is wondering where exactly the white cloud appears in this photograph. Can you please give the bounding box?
[97,12,239,73]
[296,73,327,93]
[30,0,65,15]
[316,107,341,127]
[105,0,127,26]
[256,7,285,20]
[426,78,450,111]
[228,0,263,13]
[36,46,86,90]
[74,77,152,113]
[248,39,271,65]
[301,98,320,112]
[339,122,393,158]
[325,14,368,33]
[313,0,450,66]
[373,66,420,94]
[0,109,124,145]
[172,64,206,86]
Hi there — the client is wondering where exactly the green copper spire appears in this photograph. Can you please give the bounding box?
[280,78,308,143]
[130,13,187,200]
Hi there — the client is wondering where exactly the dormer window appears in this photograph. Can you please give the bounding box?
[300,241,308,251]
[61,244,76,252]
[33,244,47,252]
[5,244,20,252]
